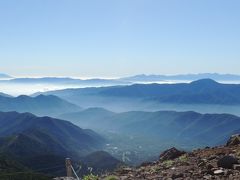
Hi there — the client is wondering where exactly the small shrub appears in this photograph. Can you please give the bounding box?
[153,167,161,173]
[178,154,188,162]
[83,174,99,180]
[162,160,173,168]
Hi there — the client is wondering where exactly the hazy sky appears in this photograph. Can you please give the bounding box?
[0,0,239,78]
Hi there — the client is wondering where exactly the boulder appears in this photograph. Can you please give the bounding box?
[227,134,240,146]
[159,147,186,161]
[217,156,238,169]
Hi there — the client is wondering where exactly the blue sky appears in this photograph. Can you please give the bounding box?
[0,0,239,77]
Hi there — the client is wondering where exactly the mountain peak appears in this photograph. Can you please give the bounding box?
[190,79,219,85]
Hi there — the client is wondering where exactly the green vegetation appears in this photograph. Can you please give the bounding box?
[104,175,119,180]
[178,154,188,162]
[162,160,174,168]
[83,174,99,180]
[0,154,51,180]
[151,166,161,173]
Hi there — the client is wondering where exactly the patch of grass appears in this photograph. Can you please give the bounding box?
[83,174,99,180]
[162,160,173,168]
[154,166,161,172]
[178,154,188,162]
[149,166,161,173]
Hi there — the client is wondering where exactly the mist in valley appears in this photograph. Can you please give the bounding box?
[0,82,127,96]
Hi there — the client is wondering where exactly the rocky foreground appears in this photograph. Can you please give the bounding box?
[102,135,240,180]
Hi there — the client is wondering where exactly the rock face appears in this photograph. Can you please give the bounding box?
[217,156,239,169]
[159,147,186,161]
[227,134,240,146]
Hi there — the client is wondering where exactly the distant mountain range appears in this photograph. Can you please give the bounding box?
[0,77,130,86]
[121,73,240,82]
[1,73,240,87]
[97,79,240,104]
[0,94,80,116]
[1,73,240,96]
[59,108,240,147]
[1,72,240,83]
[41,79,240,106]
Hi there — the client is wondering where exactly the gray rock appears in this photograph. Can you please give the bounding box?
[217,156,239,169]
